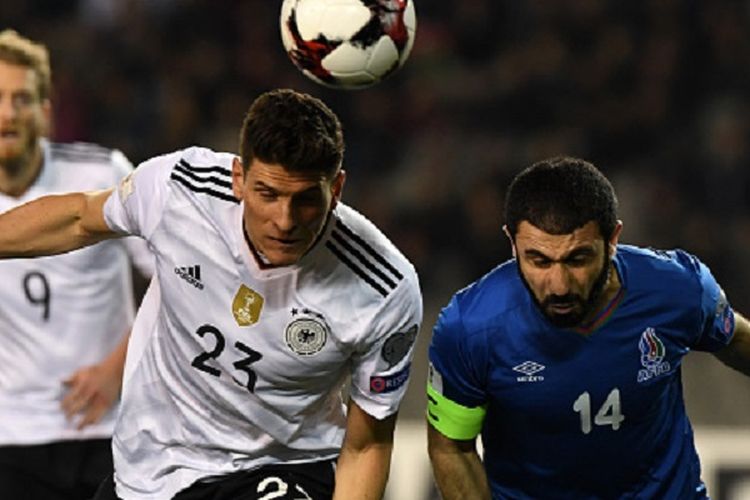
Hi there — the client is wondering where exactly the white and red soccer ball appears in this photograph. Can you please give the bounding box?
[280,0,417,89]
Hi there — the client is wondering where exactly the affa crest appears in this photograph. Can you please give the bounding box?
[232,285,264,326]
[637,327,671,382]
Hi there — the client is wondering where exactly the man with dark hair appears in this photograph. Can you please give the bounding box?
[0,29,152,500]
[426,156,750,499]
[0,87,422,500]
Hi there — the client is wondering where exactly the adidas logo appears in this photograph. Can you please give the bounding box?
[175,265,204,290]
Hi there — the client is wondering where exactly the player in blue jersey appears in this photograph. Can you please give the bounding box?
[426,156,750,499]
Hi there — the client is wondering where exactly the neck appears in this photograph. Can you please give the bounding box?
[0,144,43,197]
[581,262,621,325]
[242,223,275,269]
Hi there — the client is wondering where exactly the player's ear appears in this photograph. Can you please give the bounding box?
[231,157,246,199]
[330,169,346,208]
[41,99,52,136]
[503,225,517,258]
[608,220,623,257]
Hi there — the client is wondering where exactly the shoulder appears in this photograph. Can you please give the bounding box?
[48,140,116,165]
[430,260,523,360]
[617,245,707,293]
[165,146,238,204]
[447,260,526,334]
[429,264,524,394]
[324,203,420,302]
[47,140,132,183]
[132,146,238,205]
[106,147,238,237]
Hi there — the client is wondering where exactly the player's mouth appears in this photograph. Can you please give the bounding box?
[268,236,303,249]
[0,129,22,147]
[547,303,576,314]
[0,129,20,141]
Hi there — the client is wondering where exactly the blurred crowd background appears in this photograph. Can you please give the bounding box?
[3,0,750,427]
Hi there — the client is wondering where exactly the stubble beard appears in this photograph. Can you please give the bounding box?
[519,251,612,328]
[0,129,40,179]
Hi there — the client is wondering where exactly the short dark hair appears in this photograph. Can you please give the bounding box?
[504,156,618,240]
[239,89,344,178]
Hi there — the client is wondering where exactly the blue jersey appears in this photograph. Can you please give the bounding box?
[428,245,735,499]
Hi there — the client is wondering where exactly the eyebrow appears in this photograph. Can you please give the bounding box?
[253,181,321,196]
[523,246,596,261]
[253,181,276,191]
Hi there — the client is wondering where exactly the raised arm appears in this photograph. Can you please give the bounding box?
[0,189,117,258]
[714,311,750,376]
[333,400,396,500]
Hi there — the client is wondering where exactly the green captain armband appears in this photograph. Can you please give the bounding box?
[426,382,486,440]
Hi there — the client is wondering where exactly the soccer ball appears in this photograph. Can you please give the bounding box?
[280,0,417,89]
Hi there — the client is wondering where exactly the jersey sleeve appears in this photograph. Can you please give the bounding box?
[690,254,735,352]
[426,296,489,440]
[104,149,156,277]
[123,237,155,278]
[103,151,180,241]
[109,148,135,182]
[347,274,423,420]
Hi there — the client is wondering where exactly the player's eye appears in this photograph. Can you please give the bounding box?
[11,92,35,108]
[294,191,323,205]
[529,257,552,268]
[565,252,595,267]
[256,189,277,200]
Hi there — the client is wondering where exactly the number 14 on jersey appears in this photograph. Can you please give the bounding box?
[573,388,625,434]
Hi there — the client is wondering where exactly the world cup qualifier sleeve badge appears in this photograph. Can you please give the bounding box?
[381,325,418,369]
[285,309,329,356]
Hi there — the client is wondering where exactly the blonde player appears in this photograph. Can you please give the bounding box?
[0,88,423,500]
[0,30,151,500]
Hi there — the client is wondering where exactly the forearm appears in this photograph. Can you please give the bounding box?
[428,424,490,500]
[0,190,114,258]
[102,332,130,387]
[333,441,392,499]
[430,446,490,500]
[333,401,397,499]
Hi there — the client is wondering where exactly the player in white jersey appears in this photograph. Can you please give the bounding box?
[0,30,152,500]
[0,88,423,499]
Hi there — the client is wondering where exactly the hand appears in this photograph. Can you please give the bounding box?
[61,362,121,430]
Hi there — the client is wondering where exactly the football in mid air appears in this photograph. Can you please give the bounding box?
[280,0,416,89]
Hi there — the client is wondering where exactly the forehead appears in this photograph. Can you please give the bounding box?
[0,60,37,92]
[247,158,329,192]
[515,220,604,257]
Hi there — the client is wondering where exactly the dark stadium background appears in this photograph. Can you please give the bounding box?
[3,1,750,498]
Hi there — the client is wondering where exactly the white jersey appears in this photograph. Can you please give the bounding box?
[0,140,152,445]
[103,146,423,500]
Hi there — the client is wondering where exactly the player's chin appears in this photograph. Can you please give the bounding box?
[265,246,307,266]
[544,307,585,328]
[0,145,22,162]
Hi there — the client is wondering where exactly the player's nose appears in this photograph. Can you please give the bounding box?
[0,96,16,121]
[273,200,297,232]
[546,263,572,295]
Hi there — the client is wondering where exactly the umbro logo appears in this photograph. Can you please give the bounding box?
[175,265,204,290]
[512,360,545,383]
